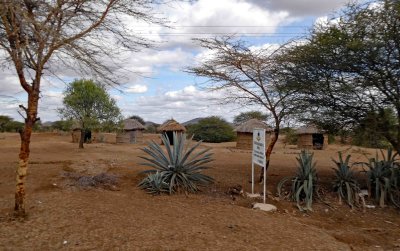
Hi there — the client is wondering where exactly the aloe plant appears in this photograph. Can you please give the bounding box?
[363,148,400,207]
[332,152,360,208]
[139,132,214,194]
[277,150,318,211]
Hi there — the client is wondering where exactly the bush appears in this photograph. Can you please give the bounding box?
[278,150,318,211]
[187,116,235,143]
[139,132,214,194]
[332,153,360,208]
[282,127,298,145]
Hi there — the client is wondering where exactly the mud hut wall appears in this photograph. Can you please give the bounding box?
[297,133,329,149]
[236,132,271,150]
[116,131,129,143]
[93,132,117,143]
[116,130,143,144]
[131,130,143,143]
[236,132,253,150]
[323,133,329,150]
[297,134,313,149]
[71,130,81,143]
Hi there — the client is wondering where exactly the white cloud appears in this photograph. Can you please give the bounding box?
[0,0,352,123]
[118,85,262,123]
[125,84,148,94]
[246,0,348,17]
[153,0,291,49]
[0,70,23,94]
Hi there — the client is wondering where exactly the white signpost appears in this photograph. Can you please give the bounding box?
[251,128,266,203]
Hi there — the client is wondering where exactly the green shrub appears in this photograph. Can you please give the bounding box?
[139,132,214,194]
[277,150,318,211]
[187,116,235,143]
[332,153,360,208]
[362,149,400,207]
[282,127,298,145]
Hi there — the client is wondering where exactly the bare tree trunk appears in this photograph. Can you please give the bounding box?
[79,129,85,149]
[14,92,39,217]
[259,129,279,183]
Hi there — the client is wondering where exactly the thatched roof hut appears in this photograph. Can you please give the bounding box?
[234,119,273,150]
[71,120,82,143]
[158,119,186,132]
[296,124,328,150]
[116,119,145,144]
[157,119,186,145]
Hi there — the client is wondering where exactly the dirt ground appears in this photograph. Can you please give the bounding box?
[0,133,399,250]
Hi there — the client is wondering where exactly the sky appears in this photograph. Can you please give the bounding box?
[0,0,349,124]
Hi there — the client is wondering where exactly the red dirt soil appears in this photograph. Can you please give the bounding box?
[0,133,399,250]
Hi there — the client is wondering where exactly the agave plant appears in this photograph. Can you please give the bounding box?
[363,148,400,207]
[332,152,360,208]
[138,172,169,195]
[277,150,318,211]
[139,132,214,194]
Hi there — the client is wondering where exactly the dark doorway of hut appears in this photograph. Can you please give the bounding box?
[312,133,324,150]
[83,129,92,143]
[165,131,174,145]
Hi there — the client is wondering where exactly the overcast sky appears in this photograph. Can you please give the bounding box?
[0,0,349,124]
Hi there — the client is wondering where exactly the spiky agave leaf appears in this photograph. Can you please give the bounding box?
[332,152,360,208]
[363,148,400,207]
[138,132,214,194]
[277,150,318,211]
[138,172,169,195]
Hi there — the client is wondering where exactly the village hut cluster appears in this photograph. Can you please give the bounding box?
[71,117,328,150]
[234,120,328,151]
[71,118,145,144]
[70,118,189,145]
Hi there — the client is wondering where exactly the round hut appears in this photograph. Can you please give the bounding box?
[71,121,82,143]
[296,125,328,150]
[71,121,93,144]
[157,119,186,145]
[234,119,273,150]
[116,119,145,144]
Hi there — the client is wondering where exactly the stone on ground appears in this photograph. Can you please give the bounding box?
[253,203,277,212]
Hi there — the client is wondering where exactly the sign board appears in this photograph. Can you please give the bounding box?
[252,128,266,167]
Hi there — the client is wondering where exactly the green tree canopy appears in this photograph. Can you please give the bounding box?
[233,111,269,126]
[52,120,73,132]
[187,116,235,143]
[59,79,122,148]
[0,115,24,132]
[279,0,400,152]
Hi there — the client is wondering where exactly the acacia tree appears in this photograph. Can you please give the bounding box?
[0,0,163,217]
[233,111,269,126]
[187,37,297,182]
[59,79,122,149]
[279,0,400,153]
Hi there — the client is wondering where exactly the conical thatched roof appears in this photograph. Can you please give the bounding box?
[157,119,186,132]
[234,119,273,133]
[123,119,145,130]
[296,124,325,134]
